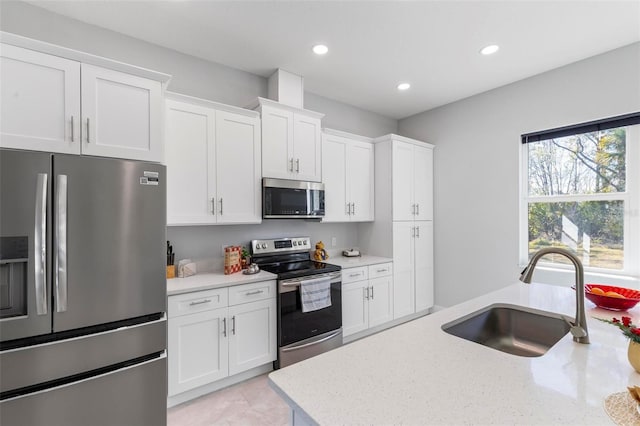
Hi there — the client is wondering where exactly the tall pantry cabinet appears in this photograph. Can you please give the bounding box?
[359,134,434,318]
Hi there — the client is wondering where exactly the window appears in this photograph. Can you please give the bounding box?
[520,113,640,277]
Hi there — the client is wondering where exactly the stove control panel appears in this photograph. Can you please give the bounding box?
[251,237,311,256]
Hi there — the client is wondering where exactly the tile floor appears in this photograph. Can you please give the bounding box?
[167,374,290,426]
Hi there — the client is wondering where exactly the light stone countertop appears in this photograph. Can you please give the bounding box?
[323,255,392,269]
[167,270,277,296]
[268,282,639,425]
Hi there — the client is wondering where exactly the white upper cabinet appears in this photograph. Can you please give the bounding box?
[260,105,293,179]
[165,100,215,225]
[1,44,81,154]
[255,98,323,182]
[165,93,261,226]
[80,64,162,161]
[392,140,433,221]
[215,110,262,224]
[292,114,322,181]
[322,129,374,222]
[0,36,170,162]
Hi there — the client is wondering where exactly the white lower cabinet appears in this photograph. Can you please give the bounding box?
[392,221,434,319]
[168,280,276,397]
[168,307,229,395]
[342,263,393,338]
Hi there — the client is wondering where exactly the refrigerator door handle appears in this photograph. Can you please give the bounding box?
[55,174,68,313]
[35,173,48,315]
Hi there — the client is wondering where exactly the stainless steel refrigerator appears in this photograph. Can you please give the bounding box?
[0,149,167,426]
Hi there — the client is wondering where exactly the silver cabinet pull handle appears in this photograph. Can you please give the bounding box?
[70,116,75,142]
[364,287,369,300]
[55,175,68,313]
[222,317,227,337]
[34,173,48,316]
[376,269,387,273]
[370,286,374,299]
[86,118,90,143]
[219,198,223,215]
[245,290,263,296]
[189,299,211,306]
[416,204,420,216]
[346,203,350,215]
[412,226,416,238]
[416,226,420,238]
[349,273,361,277]
[351,203,355,215]
[211,198,215,214]
[296,158,300,172]
[289,158,294,172]
[231,316,236,335]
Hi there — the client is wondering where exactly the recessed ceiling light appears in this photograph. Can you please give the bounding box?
[312,44,329,55]
[480,44,500,55]
[397,82,411,91]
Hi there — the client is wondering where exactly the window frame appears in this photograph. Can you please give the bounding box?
[519,113,640,279]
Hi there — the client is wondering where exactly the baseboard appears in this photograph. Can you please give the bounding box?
[167,363,273,408]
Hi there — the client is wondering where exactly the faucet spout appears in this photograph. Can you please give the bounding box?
[520,247,590,344]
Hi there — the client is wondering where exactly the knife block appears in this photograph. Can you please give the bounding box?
[166,265,176,279]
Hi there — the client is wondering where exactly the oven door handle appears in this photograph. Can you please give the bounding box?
[280,273,341,287]
[281,330,342,352]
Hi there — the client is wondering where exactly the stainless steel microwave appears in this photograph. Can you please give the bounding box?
[263,178,325,219]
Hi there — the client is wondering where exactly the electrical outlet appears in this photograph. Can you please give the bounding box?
[331,237,337,247]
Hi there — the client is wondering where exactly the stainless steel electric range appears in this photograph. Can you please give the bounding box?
[251,236,342,368]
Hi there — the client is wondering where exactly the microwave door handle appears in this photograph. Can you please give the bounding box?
[55,175,68,312]
[34,173,48,315]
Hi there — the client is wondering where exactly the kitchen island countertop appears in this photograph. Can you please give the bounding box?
[268,281,639,425]
[167,270,277,296]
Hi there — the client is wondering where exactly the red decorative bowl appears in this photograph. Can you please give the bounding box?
[582,284,640,311]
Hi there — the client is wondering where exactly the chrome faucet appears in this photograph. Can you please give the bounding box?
[519,247,590,344]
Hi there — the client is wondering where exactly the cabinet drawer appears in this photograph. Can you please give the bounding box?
[168,288,228,318]
[342,267,368,284]
[228,280,276,306]
[369,263,393,279]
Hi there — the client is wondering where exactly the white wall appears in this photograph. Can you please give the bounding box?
[1,0,397,264]
[399,42,640,307]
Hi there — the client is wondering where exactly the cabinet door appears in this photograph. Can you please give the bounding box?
[165,100,216,225]
[168,308,229,396]
[347,142,374,222]
[261,105,293,179]
[0,44,81,154]
[413,145,433,221]
[414,221,434,311]
[368,275,393,328]
[293,113,322,182]
[215,111,262,224]
[392,222,415,319]
[342,280,369,337]
[321,135,348,222]
[228,298,276,376]
[392,141,415,221]
[81,64,162,162]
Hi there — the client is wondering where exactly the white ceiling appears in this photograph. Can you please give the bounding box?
[26,0,640,119]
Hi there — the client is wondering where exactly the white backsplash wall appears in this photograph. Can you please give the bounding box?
[166,221,358,270]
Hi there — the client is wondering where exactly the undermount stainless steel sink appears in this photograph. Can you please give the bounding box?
[441,303,572,357]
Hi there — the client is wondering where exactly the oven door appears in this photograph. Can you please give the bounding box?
[263,178,324,219]
[278,272,341,347]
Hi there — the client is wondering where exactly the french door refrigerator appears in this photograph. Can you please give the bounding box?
[0,149,167,426]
